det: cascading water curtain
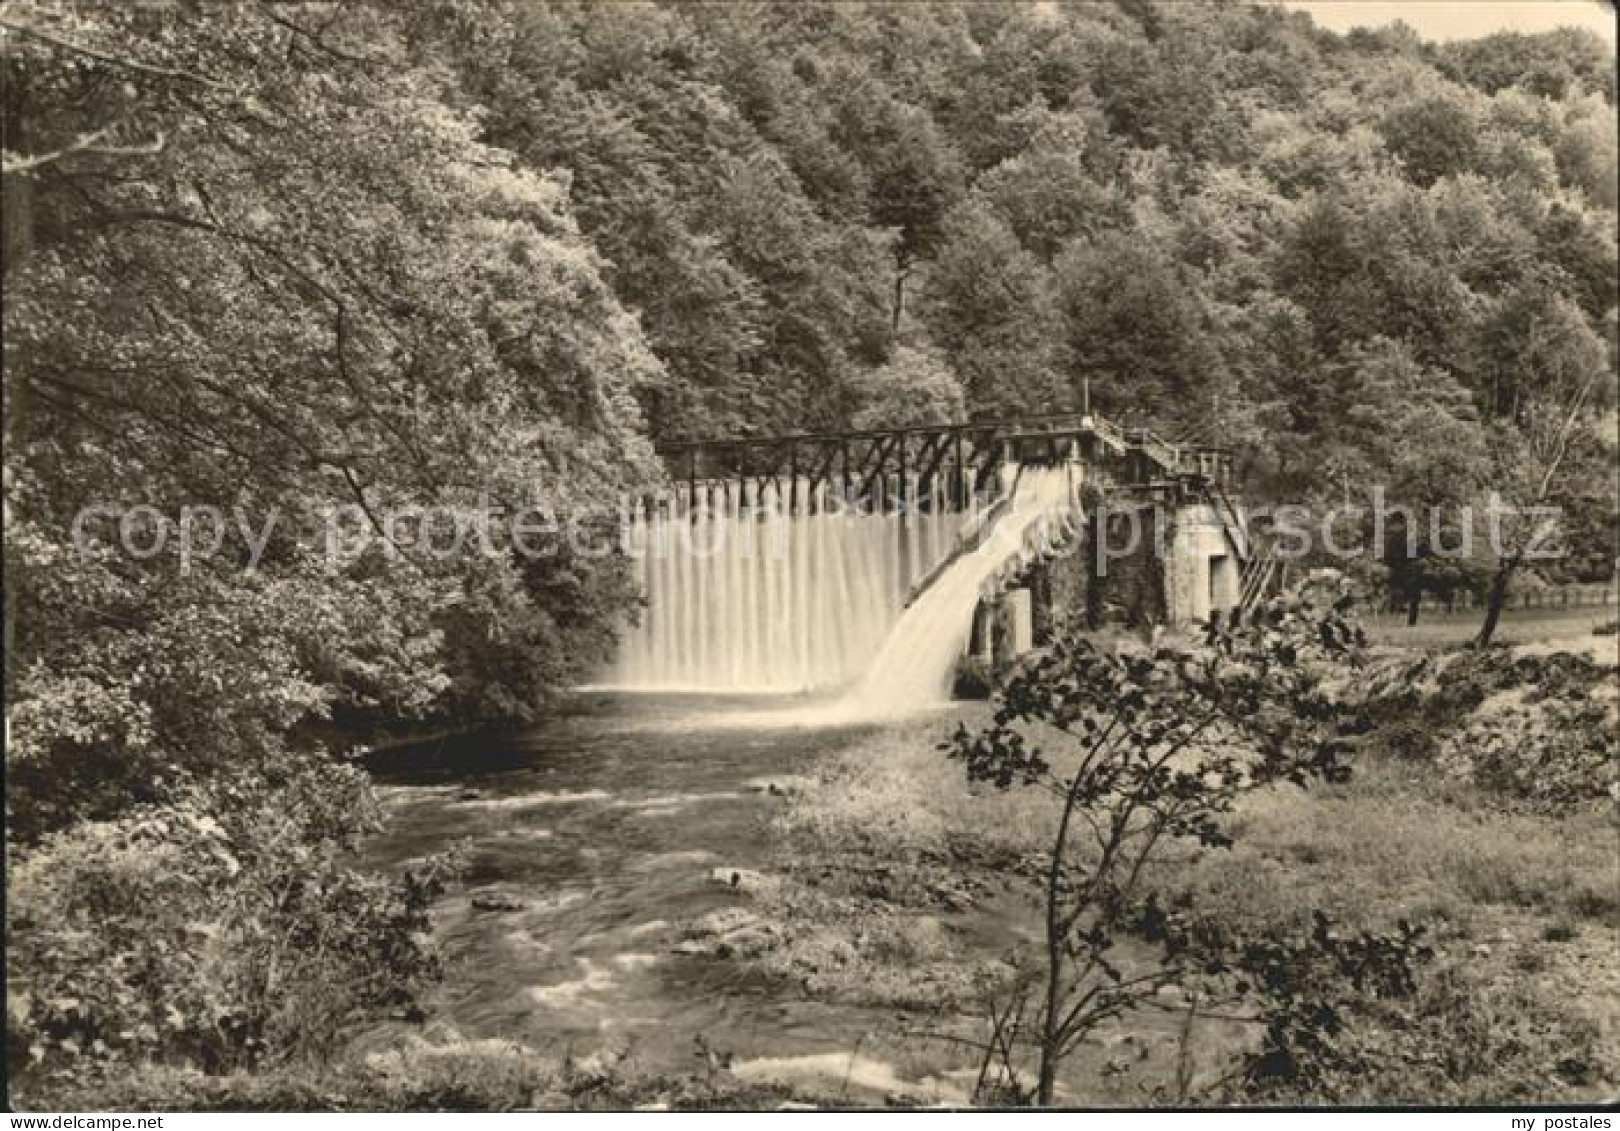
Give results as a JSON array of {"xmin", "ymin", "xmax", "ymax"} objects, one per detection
[{"xmin": 607, "ymin": 473, "xmax": 969, "ymax": 692}]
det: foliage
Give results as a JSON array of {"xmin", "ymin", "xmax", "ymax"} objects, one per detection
[
  {"xmin": 773, "ymin": 688, "xmax": 1617, "ymax": 1105},
  {"xmin": 849, "ymin": 346, "xmax": 966, "ymax": 430},
  {"xmin": 4, "ymin": 0, "xmax": 1618, "ymax": 1107},
  {"xmin": 1352, "ymin": 644, "xmax": 1619, "ymax": 809},
  {"xmin": 21, "ymin": 1036, "xmax": 818, "ymax": 1112},
  {"xmin": 1446, "ymin": 689, "xmax": 1618, "ymax": 809},
  {"xmin": 951, "ymin": 654, "xmax": 996, "ymax": 701},
  {"xmin": 1226, "ymin": 955, "xmax": 1607, "ymax": 1104},
  {"xmin": 10, "ymin": 3, "xmax": 1614, "ymax": 771},
  {"xmin": 3, "ymin": 12, "xmax": 651, "ymax": 1091},
  {"xmin": 4, "ymin": 0, "xmax": 665, "ymax": 843},
  {"xmin": 6, "ymin": 761, "xmax": 458, "ymax": 1084},
  {"xmin": 1218, "ymin": 912, "xmax": 1434, "ymax": 1095},
  {"xmin": 944, "ymin": 578, "xmax": 1366, "ymax": 1103}
]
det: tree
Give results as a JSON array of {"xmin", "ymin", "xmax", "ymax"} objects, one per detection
[
  {"xmin": 834, "ymin": 86, "xmax": 964, "ymax": 331},
  {"xmin": 946, "ymin": 581, "xmax": 1363, "ymax": 1105},
  {"xmin": 4, "ymin": 1, "xmax": 661, "ymax": 828},
  {"xmin": 1463, "ymin": 277, "xmax": 1615, "ymax": 643},
  {"xmin": 848, "ymin": 345, "xmax": 966, "ymax": 429},
  {"xmin": 1054, "ymin": 230, "xmax": 1224, "ymax": 429},
  {"xmin": 1333, "ymin": 339, "xmax": 1493, "ymax": 622},
  {"xmin": 1437, "ymin": 28, "xmax": 1617, "ymax": 102},
  {"xmin": 1554, "ymin": 96, "xmax": 1620, "ymax": 210},
  {"xmin": 971, "ymin": 109, "xmax": 1121, "ymax": 260},
  {"xmin": 5, "ymin": 3, "xmax": 649, "ymax": 1080},
  {"xmin": 1472, "ymin": 281, "xmax": 1610, "ymax": 422},
  {"xmin": 920, "ymin": 199, "xmax": 1069, "ymax": 416},
  {"xmin": 1476, "ymin": 388, "xmax": 1614, "ymax": 647},
  {"xmin": 1380, "ymin": 94, "xmax": 1482, "ymax": 187}
]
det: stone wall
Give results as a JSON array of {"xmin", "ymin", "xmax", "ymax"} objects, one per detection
[{"xmin": 992, "ymin": 493, "xmax": 1246, "ymax": 670}]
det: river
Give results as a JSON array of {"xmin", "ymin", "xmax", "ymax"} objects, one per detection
[{"xmin": 360, "ymin": 694, "xmax": 992, "ymax": 1102}]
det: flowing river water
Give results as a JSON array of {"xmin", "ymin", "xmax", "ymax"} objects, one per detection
[
  {"xmin": 360, "ymin": 696, "xmax": 1007, "ymax": 1103},
  {"xmin": 362, "ymin": 692, "xmax": 1256, "ymax": 1107}
]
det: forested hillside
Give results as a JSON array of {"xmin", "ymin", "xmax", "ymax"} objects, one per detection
[
  {"xmin": 418, "ymin": 0, "xmax": 1619, "ymax": 604},
  {"xmin": 415, "ymin": 3, "xmax": 1618, "ymax": 446},
  {"xmin": 7, "ymin": 0, "xmax": 1617, "ymax": 748},
  {"xmin": 3, "ymin": 0, "xmax": 1616, "ymax": 1103}
]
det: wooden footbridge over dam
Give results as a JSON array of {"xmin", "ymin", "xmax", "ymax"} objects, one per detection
[{"xmin": 652, "ymin": 411, "xmax": 1238, "ymax": 516}]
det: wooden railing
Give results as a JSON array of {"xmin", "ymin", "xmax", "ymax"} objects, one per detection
[
  {"xmin": 654, "ymin": 411, "xmax": 1234, "ymax": 512},
  {"xmin": 1207, "ymin": 481, "xmax": 1251, "ymax": 561},
  {"xmin": 1239, "ymin": 550, "xmax": 1280, "ymax": 612}
]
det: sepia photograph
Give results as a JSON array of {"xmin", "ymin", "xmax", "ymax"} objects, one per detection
[{"xmin": 2, "ymin": 0, "xmax": 1617, "ymax": 1119}]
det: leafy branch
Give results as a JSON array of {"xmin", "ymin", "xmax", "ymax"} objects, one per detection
[{"xmin": 944, "ymin": 576, "xmax": 1367, "ymax": 1104}]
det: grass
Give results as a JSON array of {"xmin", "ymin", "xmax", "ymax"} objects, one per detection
[
  {"xmin": 61, "ymin": 634, "xmax": 1609, "ymax": 1110},
  {"xmin": 782, "ymin": 710, "xmax": 1616, "ymax": 939},
  {"xmin": 1171, "ymin": 755, "xmax": 1618, "ymax": 935},
  {"xmin": 774, "ymin": 707, "xmax": 1045, "ymax": 863},
  {"xmin": 23, "ymin": 1035, "xmax": 824, "ymax": 1112},
  {"xmin": 1364, "ymin": 605, "xmax": 1615, "ymax": 648},
  {"xmin": 755, "ymin": 642, "xmax": 1620, "ymax": 1105}
]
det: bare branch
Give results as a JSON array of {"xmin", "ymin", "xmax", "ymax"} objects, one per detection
[
  {"xmin": 256, "ymin": 3, "xmax": 378, "ymax": 66},
  {"xmin": 2, "ymin": 127, "xmax": 164, "ymax": 176}
]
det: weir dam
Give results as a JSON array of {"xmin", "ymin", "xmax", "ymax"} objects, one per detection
[{"xmin": 603, "ymin": 413, "xmax": 1254, "ymax": 707}]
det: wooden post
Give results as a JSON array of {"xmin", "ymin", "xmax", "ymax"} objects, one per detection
[
  {"xmin": 898, "ymin": 433, "xmax": 909, "ymax": 514},
  {"xmin": 946, "ymin": 424, "xmax": 959, "ymax": 508},
  {"xmin": 688, "ymin": 449, "xmax": 697, "ymax": 519},
  {"xmin": 789, "ymin": 440, "xmax": 799, "ymax": 516}
]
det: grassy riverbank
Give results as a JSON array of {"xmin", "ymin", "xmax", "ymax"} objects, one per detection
[
  {"xmin": 714, "ymin": 631, "xmax": 1619, "ymax": 1105},
  {"xmin": 1364, "ymin": 606, "xmax": 1615, "ymax": 648}
]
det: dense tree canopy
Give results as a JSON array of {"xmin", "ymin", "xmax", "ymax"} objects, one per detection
[
  {"xmin": 4, "ymin": 3, "xmax": 669, "ymax": 841},
  {"xmin": 6, "ymin": 0, "xmax": 1616, "ymax": 810}
]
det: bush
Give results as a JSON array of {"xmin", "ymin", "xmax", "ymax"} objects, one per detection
[
  {"xmin": 951, "ymin": 655, "xmax": 996, "ymax": 700},
  {"xmin": 26, "ymin": 1037, "xmax": 820, "ymax": 1112},
  {"xmin": 6, "ymin": 759, "xmax": 458, "ymax": 1102},
  {"xmin": 20, "ymin": 1039, "xmax": 549, "ymax": 1111},
  {"xmin": 1219, "ymin": 912, "xmax": 1434, "ymax": 1099},
  {"xmin": 1356, "ymin": 647, "xmax": 1618, "ymax": 809},
  {"xmin": 850, "ymin": 347, "xmax": 967, "ymax": 430},
  {"xmin": 1375, "ymin": 717, "xmax": 1438, "ymax": 761},
  {"xmin": 1230, "ymin": 957, "xmax": 1606, "ymax": 1105},
  {"xmin": 944, "ymin": 578, "xmax": 1366, "ymax": 1104},
  {"xmin": 1444, "ymin": 691, "xmax": 1618, "ymax": 809}
]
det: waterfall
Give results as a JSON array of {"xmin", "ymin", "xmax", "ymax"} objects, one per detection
[
  {"xmin": 827, "ymin": 464, "xmax": 1081, "ymax": 720},
  {"xmin": 604, "ymin": 473, "xmax": 968, "ymax": 693},
  {"xmin": 600, "ymin": 463, "xmax": 1081, "ymax": 717}
]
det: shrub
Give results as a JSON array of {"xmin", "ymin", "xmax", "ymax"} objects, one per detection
[
  {"xmin": 1375, "ymin": 716, "xmax": 1438, "ymax": 761},
  {"xmin": 952, "ymin": 655, "xmax": 996, "ymax": 700},
  {"xmin": 944, "ymin": 577, "xmax": 1366, "ymax": 1104},
  {"xmin": 1220, "ymin": 912, "xmax": 1434, "ymax": 1098},
  {"xmin": 30, "ymin": 1032, "xmax": 840, "ymax": 1112},
  {"xmin": 6, "ymin": 759, "xmax": 458, "ymax": 1102},
  {"xmin": 1228, "ymin": 958, "xmax": 1606, "ymax": 1105},
  {"xmin": 1445, "ymin": 691, "xmax": 1618, "ymax": 808},
  {"xmin": 1357, "ymin": 647, "xmax": 1618, "ymax": 809}
]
